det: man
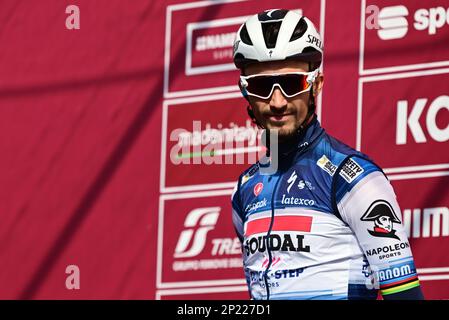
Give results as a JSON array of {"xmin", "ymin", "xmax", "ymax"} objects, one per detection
[{"xmin": 231, "ymin": 9, "xmax": 424, "ymax": 300}]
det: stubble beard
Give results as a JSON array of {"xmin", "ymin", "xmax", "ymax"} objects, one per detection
[{"xmin": 265, "ymin": 121, "xmax": 302, "ymax": 144}]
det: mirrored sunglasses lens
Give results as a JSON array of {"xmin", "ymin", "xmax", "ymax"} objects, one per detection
[
  {"xmin": 246, "ymin": 76, "xmax": 275, "ymax": 98},
  {"xmin": 278, "ymin": 74, "xmax": 309, "ymax": 96}
]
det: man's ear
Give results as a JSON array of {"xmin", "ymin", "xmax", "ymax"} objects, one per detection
[{"xmin": 313, "ymin": 72, "xmax": 324, "ymax": 97}]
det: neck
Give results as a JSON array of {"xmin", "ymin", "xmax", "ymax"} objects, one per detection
[{"xmin": 260, "ymin": 114, "xmax": 320, "ymax": 174}]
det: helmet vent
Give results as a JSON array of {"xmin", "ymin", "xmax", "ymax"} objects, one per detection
[
  {"xmin": 261, "ymin": 22, "xmax": 281, "ymax": 49},
  {"xmin": 239, "ymin": 24, "xmax": 253, "ymax": 45},
  {"xmin": 258, "ymin": 9, "xmax": 288, "ymax": 21},
  {"xmin": 290, "ymin": 17, "xmax": 308, "ymax": 42}
]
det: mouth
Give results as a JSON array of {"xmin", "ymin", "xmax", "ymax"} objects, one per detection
[{"xmin": 264, "ymin": 113, "xmax": 294, "ymax": 122}]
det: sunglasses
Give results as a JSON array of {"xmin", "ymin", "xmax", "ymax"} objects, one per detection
[{"xmin": 239, "ymin": 71, "xmax": 318, "ymax": 100}]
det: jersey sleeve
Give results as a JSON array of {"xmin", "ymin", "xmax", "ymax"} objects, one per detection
[
  {"xmin": 336, "ymin": 164, "xmax": 424, "ymax": 300},
  {"xmin": 231, "ymin": 177, "xmax": 255, "ymax": 299},
  {"xmin": 231, "ymin": 179, "xmax": 244, "ymax": 243}
]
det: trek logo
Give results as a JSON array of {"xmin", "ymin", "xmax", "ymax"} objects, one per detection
[
  {"xmin": 361, "ymin": 200, "xmax": 401, "ymax": 241},
  {"xmin": 396, "ymin": 95, "xmax": 449, "ymax": 145},
  {"xmin": 373, "ymin": 5, "xmax": 449, "ymax": 40},
  {"xmin": 174, "ymin": 207, "xmax": 220, "ymax": 258}
]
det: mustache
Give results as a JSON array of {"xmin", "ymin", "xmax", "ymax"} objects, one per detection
[{"xmin": 263, "ymin": 110, "xmax": 295, "ymax": 117}]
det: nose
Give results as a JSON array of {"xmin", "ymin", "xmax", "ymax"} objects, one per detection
[{"xmin": 270, "ymin": 87, "xmax": 288, "ymax": 110}]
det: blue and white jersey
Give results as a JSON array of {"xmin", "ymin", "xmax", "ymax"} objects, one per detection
[{"xmin": 231, "ymin": 118, "xmax": 421, "ymax": 300}]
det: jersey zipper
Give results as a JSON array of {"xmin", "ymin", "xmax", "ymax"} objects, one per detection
[{"xmin": 263, "ymin": 172, "xmax": 282, "ymax": 300}]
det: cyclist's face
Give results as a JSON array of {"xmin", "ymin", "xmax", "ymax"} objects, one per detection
[{"xmin": 245, "ymin": 60, "xmax": 323, "ymax": 140}]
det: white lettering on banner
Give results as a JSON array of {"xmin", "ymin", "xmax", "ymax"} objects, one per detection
[
  {"xmin": 65, "ymin": 265, "xmax": 80, "ymax": 290},
  {"xmin": 403, "ymin": 207, "xmax": 449, "ymax": 238},
  {"xmin": 365, "ymin": 5, "xmax": 380, "ymax": 30},
  {"xmin": 176, "ymin": 120, "xmax": 258, "ymax": 148},
  {"xmin": 377, "ymin": 5, "xmax": 409, "ymax": 40},
  {"xmin": 172, "ymin": 258, "xmax": 243, "ymax": 271},
  {"xmin": 174, "ymin": 207, "xmax": 220, "ymax": 258},
  {"xmin": 375, "ymin": 5, "xmax": 449, "ymax": 39},
  {"xmin": 170, "ymin": 120, "xmax": 262, "ymax": 165},
  {"xmin": 414, "ymin": 6, "xmax": 449, "ymax": 35},
  {"xmin": 65, "ymin": 5, "xmax": 80, "ymax": 30},
  {"xmin": 195, "ymin": 32, "xmax": 236, "ymax": 51},
  {"xmin": 210, "ymin": 238, "xmax": 241, "ymax": 256},
  {"xmin": 396, "ymin": 95, "xmax": 449, "ymax": 144}
]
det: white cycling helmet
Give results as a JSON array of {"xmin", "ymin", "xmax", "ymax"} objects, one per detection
[{"xmin": 233, "ymin": 9, "xmax": 323, "ymax": 71}]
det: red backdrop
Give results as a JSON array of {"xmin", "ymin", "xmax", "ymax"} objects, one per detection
[{"xmin": 0, "ymin": 0, "xmax": 448, "ymax": 299}]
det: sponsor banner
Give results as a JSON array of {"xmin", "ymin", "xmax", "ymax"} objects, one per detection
[
  {"xmin": 157, "ymin": 287, "xmax": 249, "ymax": 300},
  {"xmin": 358, "ymin": 69, "xmax": 449, "ymax": 171},
  {"xmin": 165, "ymin": 0, "xmax": 323, "ymax": 97},
  {"xmin": 362, "ymin": 0, "xmax": 449, "ymax": 74},
  {"xmin": 161, "ymin": 93, "xmax": 265, "ymax": 192},
  {"xmin": 420, "ymin": 280, "xmax": 449, "ymax": 300},
  {"xmin": 391, "ymin": 175, "xmax": 449, "ymax": 271},
  {"xmin": 157, "ymin": 190, "xmax": 246, "ymax": 288}
]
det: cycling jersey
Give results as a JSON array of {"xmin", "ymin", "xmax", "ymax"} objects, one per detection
[{"xmin": 231, "ymin": 116, "xmax": 423, "ymax": 300}]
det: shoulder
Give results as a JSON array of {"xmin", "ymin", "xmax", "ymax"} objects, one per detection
[
  {"xmin": 239, "ymin": 162, "xmax": 260, "ymax": 187},
  {"xmin": 231, "ymin": 162, "xmax": 260, "ymax": 209},
  {"xmin": 319, "ymin": 133, "xmax": 381, "ymax": 173},
  {"xmin": 326, "ymin": 136, "xmax": 387, "ymax": 203},
  {"xmin": 314, "ymin": 133, "xmax": 385, "ymax": 198}
]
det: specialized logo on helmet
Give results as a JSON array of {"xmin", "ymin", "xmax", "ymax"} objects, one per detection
[
  {"xmin": 174, "ymin": 207, "xmax": 220, "ymax": 258},
  {"xmin": 361, "ymin": 200, "xmax": 401, "ymax": 241}
]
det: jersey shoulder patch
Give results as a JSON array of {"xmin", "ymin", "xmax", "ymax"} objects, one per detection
[{"xmin": 240, "ymin": 163, "xmax": 260, "ymax": 186}]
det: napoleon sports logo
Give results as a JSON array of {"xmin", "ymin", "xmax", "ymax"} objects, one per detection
[
  {"xmin": 361, "ymin": 200, "xmax": 401, "ymax": 241},
  {"xmin": 366, "ymin": 4, "xmax": 449, "ymax": 40},
  {"xmin": 174, "ymin": 207, "xmax": 220, "ymax": 258}
]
